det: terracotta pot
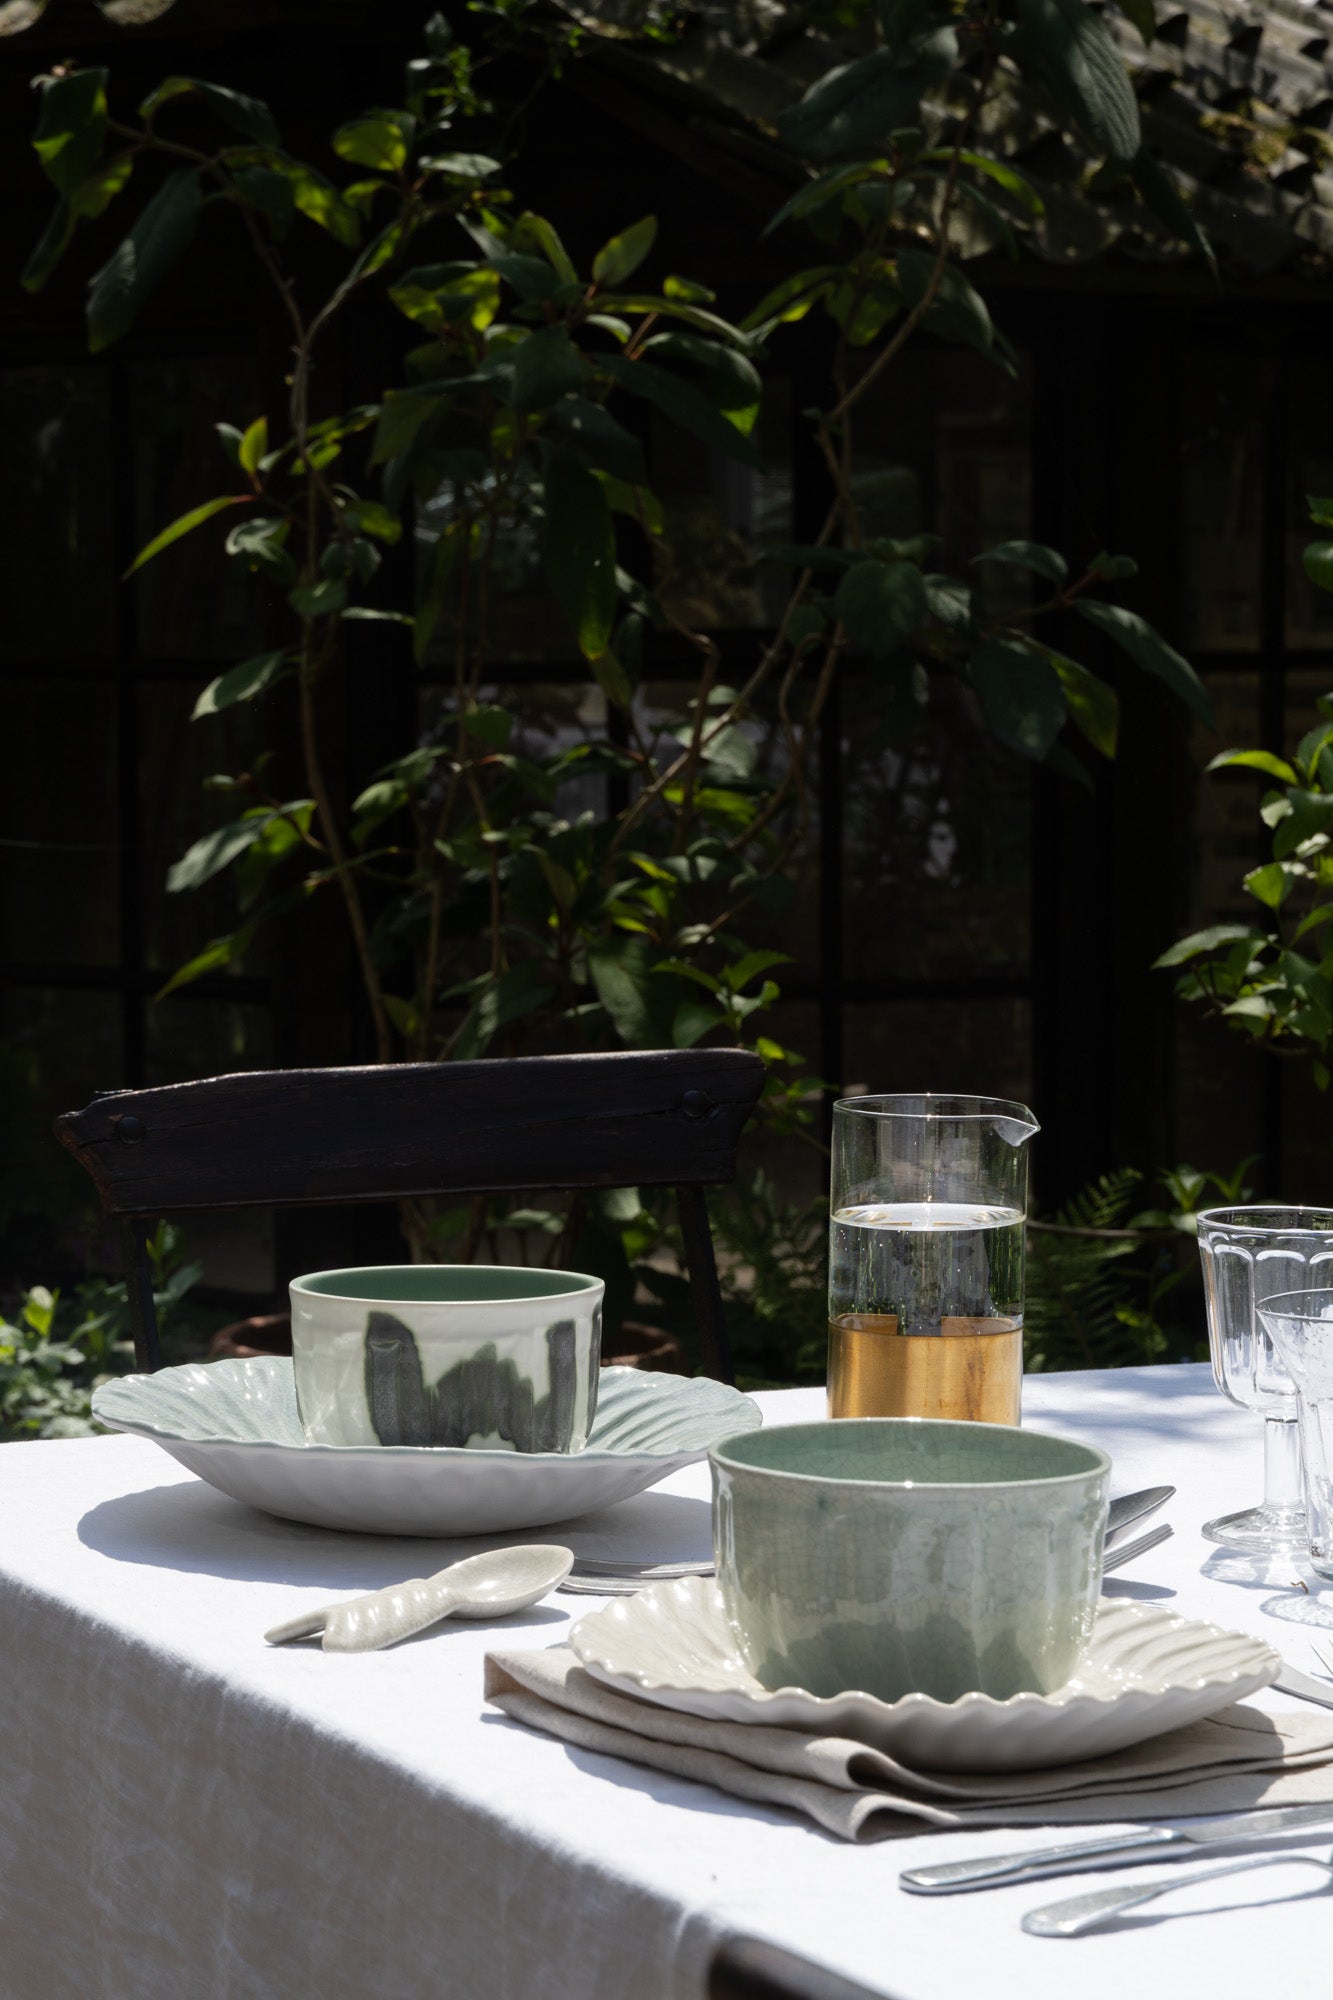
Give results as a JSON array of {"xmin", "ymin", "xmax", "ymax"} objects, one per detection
[
  {"xmin": 208, "ymin": 1312, "xmax": 293, "ymax": 1362},
  {"xmin": 601, "ymin": 1320, "xmax": 685, "ymax": 1374}
]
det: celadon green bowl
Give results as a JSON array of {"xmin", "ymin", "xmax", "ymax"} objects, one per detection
[{"xmin": 710, "ymin": 1419, "xmax": 1110, "ymax": 1704}]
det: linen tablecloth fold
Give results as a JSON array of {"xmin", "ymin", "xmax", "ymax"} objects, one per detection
[{"xmin": 484, "ymin": 1647, "xmax": 1333, "ymax": 1842}]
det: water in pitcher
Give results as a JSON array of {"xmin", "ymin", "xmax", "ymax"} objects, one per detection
[{"xmin": 827, "ymin": 1201, "xmax": 1024, "ymax": 1425}]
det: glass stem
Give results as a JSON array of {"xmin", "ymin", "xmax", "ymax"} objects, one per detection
[{"xmin": 1263, "ymin": 1413, "xmax": 1303, "ymax": 1516}]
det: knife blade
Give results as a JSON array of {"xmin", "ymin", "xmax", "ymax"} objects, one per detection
[
  {"xmin": 1104, "ymin": 1485, "xmax": 1175, "ymax": 1547},
  {"xmin": 898, "ymin": 1802, "xmax": 1333, "ymax": 1894},
  {"xmin": 1272, "ymin": 1661, "xmax": 1333, "ymax": 1709}
]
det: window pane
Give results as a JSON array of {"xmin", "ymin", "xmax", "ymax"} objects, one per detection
[
  {"xmin": 130, "ymin": 358, "xmax": 267, "ymax": 660},
  {"xmin": 1181, "ymin": 352, "xmax": 1265, "ymax": 653},
  {"xmin": 0, "ymin": 366, "xmax": 114, "ymax": 662},
  {"xmin": 842, "ymin": 674, "xmax": 1030, "ymax": 982},
  {"xmin": 139, "ymin": 681, "xmax": 275, "ymax": 980},
  {"xmin": 842, "ymin": 998, "xmax": 1033, "ymax": 1109},
  {"xmin": 0, "ymin": 681, "xmax": 119, "ymax": 967}
]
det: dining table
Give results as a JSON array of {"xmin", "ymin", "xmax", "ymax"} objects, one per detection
[{"xmin": 4, "ymin": 1359, "xmax": 1333, "ymax": 2000}]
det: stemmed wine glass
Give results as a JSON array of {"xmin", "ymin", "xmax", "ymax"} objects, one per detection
[{"xmin": 1196, "ymin": 1206, "xmax": 1333, "ymax": 1551}]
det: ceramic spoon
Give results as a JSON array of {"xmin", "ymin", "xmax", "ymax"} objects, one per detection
[{"xmin": 264, "ymin": 1544, "xmax": 574, "ymax": 1653}]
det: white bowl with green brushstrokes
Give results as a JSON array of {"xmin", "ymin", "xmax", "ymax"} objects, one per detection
[{"xmin": 290, "ymin": 1265, "xmax": 605, "ymax": 1451}]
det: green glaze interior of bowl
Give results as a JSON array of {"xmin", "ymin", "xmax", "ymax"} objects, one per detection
[
  {"xmin": 291, "ymin": 1265, "xmax": 600, "ymax": 1304},
  {"xmin": 712, "ymin": 1418, "xmax": 1106, "ymax": 1487}
]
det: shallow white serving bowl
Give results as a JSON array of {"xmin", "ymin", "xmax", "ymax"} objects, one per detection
[
  {"xmin": 290, "ymin": 1264, "xmax": 604, "ymax": 1451},
  {"xmin": 569, "ymin": 1579, "xmax": 1280, "ymax": 1772},
  {"xmin": 92, "ymin": 1358, "xmax": 762, "ymax": 1537}
]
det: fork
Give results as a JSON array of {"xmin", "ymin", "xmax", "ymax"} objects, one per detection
[{"xmin": 1310, "ymin": 1637, "xmax": 1333, "ymax": 1679}]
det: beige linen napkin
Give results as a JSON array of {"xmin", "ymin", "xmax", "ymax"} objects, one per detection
[{"xmin": 484, "ymin": 1646, "xmax": 1333, "ymax": 1842}]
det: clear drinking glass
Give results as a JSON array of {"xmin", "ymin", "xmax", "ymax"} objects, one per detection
[
  {"xmin": 827, "ymin": 1093, "xmax": 1039, "ymax": 1426},
  {"xmin": 1196, "ymin": 1206, "xmax": 1333, "ymax": 1551},
  {"xmin": 1255, "ymin": 1287, "xmax": 1333, "ymax": 1580}
]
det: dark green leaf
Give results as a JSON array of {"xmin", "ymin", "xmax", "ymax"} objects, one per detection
[
  {"xmin": 1010, "ymin": 0, "xmax": 1141, "ymax": 163},
  {"xmin": 589, "ymin": 935, "xmax": 680, "ymax": 1049},
  {"xmin": 421, "ymin": 151, "xmax": 501, "ymax": 180},
  {"xmin": 835, "ymin": 559, "xmax": 927, "ymax": 658},
  {"xmin": 372, "ymin": 389, "xmax": 441, "ymax": 465},
  {"xmin": 923, "ymin": 574, "xmax": 973, "ymax": 631},
  {"xmin": 510, "ymin": 210, "xmax": 578, "ymax": 284},
  {"xmin": 968, "ymin": 639, "xmax": 1067, "ymax": 758},
  {"xmin": 167, "ymin": 807, "xmax": 300, "ymax": 894},
  {"xmin": 764, "ymin": 162, "xmax": 887, "ymax": 237},
  {"xmin": 231, "ymin": 166, "xmax": 296, "ymax": 238},
  {"xmin": 1088, "ymin": 550, "xmax": 1138, "ymax": 580},
  {"xmin": 592, "ymin": 215, "xmax": 657, "ymax": 288},
  {"xmin": 1153, "ymin": 924, "xmax": 1267, "ymax": 969},
  {"xmin": 1048, "ymin": 652, "xmax": 1118, "ymax": 756},
  {"xmin": 640, "ymin": 334, "xmax": 762, "ymax": 428},
  {"xmin": 21, "ymin": 199, "xmax": 74, "ymax": 294},
  {"xmin": 33, "ymin": 69, "xmax": 107, "ymax": 193},
  {"xmin": 192, "ymin": 651, "xmax": 292, "ymax": 719},
  {"xmin": 740, "ymin": 265, "xmax": 840, "ymax": 336},
  {"xmin": 226, "ymin": 515, "xmax": 296, "ymax": 582},
  {"xmin": 453, "ymin": 962, "xmax": 550, "ymax": 1062},
  {"xmin": 942, "ymin": 150, "xmax": 1045, "ymax": 216},
  {"xmin": 542, "ymin": 447, "xmax": 616, "ymax": 660},
  {"xmin": 973, "ymin": 540, "xmax": 1067, "ymax": 583},
  {"xmin": 777, "ymin": 38, "xmax": 956, "ymax": 161},
  {"xmin": 510, "ymin": 326, "xmax": 585, "ymax": 414},
  {"xmin": 157, "ymin": 925, "xmax": 256, "ymax": 999},
  {"xmin": 599, "ymin": 355, "xmax": 761, "ymax": 467},
  {"xmin": 1245, "ymin": 861, "xmax": 1293, "ymax": 910},
  {"xmin": 545, "ymin": 397, "xmax": 647, "ymax": 485},
  {"xmin": 1206, "ymin": 748, "xmax": 1298, "ymax": 783},
  {"xmin": 288, "ymin": 578, "xmax": 348, "ymax": 619},
  {"xmin": 126, "ymin": 493, "xmax": 245, "ymax": 575},
  {"xmin": 333, "ymin": 110, "xmax": 414, "ymax": 173},
  {"xmin": 140, "ymin": 77, "xmax": 278, "ymax": 146},
  {"xmin": 1132, "ymin": 154, "xmax": 1214, "ymax": 277},
  {"xmin": 87, "ymin": 168, "xmax": 201, "ymax": 353},
  {"xmin": 896, "ymin": 248, "xmax": 995, "ymax": 357},
  {"xmin": 487, "ymin": 251, "xmax": 560, "ymax": 302},
  {"xmin": 1305, "ymin": 543, "xmax": 1333, "ymax": 595},
  {"xmin": 589, "ymin": 649, "xmax": 634, "ymax": 709},
  {"xmin": 1075, "ymin": 600, "xmax": 1212, "ymax": 722}
]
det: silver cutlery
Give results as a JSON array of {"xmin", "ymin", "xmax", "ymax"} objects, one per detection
[
  {"xmin": 899, "ymin": 1802, "xmax": 1333, "ymax": 1895},
  {"xmin": 1100, "ymin": 1521, "xmax": 1173, "ymax": 1573},
  {"xmin": 1021, "ymin": 1847, "xmax": 1333, "ymax": 1936},
  {"xmin": 1311, "ymin": 1637, "xmax": 1333, "ymax": 1678},
  {"xmin": 1273, "ymin": 1660, "xmax": 1333, "ymax": 1709},
  {"xmin": 1105, "ymin": 1485, "xmax": 1175, "ymax": 1545}
]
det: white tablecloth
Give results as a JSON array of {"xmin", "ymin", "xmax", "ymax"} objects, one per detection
[{"xmin": 4, "ymin": 1364, "xmax": 1333, "ymax": 2000}]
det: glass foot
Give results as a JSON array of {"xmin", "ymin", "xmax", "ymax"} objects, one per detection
[{"xmin": 1203, "ymin": 1503, "xmax": 1307, "ymax": 1552}]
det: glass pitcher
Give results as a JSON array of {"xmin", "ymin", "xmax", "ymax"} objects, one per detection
[{"xmin": 827, "ymin": 1093, "xmax": 1040, "ymax": 1426}]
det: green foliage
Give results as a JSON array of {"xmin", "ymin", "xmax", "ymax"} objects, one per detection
[
  {"xmin": 1023, "ymin": 1162, "xmax": 1246, "ymax": 1374},
  {"xmin": 1159, "ymin": 670, "xmax": 1333, "ymax": 1078},
  {"xmin": 25, "ymin": 3, "xmax": 1215, "ymax": 1308},
  {"xmin": 0, "ymin": 1225, "xmax": 202, "ymax": 1441}
]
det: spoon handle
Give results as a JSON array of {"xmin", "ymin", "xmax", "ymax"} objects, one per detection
[{"xmin": 1022, "ymin": 1853, "xmax": 1333, "ymax": 1937}]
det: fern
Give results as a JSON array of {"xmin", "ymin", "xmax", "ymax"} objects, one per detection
[{"xmin": 1024, "ymin": 1169, "xmax": 1183, "ymax": 1373}]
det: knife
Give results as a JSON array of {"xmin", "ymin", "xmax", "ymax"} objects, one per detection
[
  {"xmin": 898, "ymin": 1802, "xmax": 1333, "ymax": 1894},
  {"xmin": 1272, "ymin": 1661, "xmax": 1333, "ymax": 1710}
]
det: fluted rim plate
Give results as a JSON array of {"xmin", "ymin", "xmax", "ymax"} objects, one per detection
[
  {"xmin": 570, "ymin": 1581, "xmax": 1280, "ymax": 1772},
  {"xmin": 92, "ymin": 1357, "xmax": 760, "ymax": 1537}
]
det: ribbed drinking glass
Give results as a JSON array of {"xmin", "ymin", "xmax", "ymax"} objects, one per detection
[
  {"xmin": 1255, "ymin": 1287, "xmax": 1333, "ymax": 1580},
  {"xmin": 1196, "ymin": 1205, "xmax": 1333, "ymax": 1551}
]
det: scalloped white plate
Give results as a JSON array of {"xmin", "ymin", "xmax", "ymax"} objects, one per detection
[
  {"xmin": 569, "ymin": 1581, "xmax": 1280, "ymax": 1772},
  {"xmin": 92, "ymin": 1358, "xmax": 761, "ymax": 1537}
]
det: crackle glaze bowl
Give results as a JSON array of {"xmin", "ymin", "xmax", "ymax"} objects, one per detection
[
  {"xmin": 290, "ymin": 1265, "xmax": 604, "ymax": 1452},
  {"xmin": 709, "ymin": 1418, "xmax": 1110, "ymax": 1704}
]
